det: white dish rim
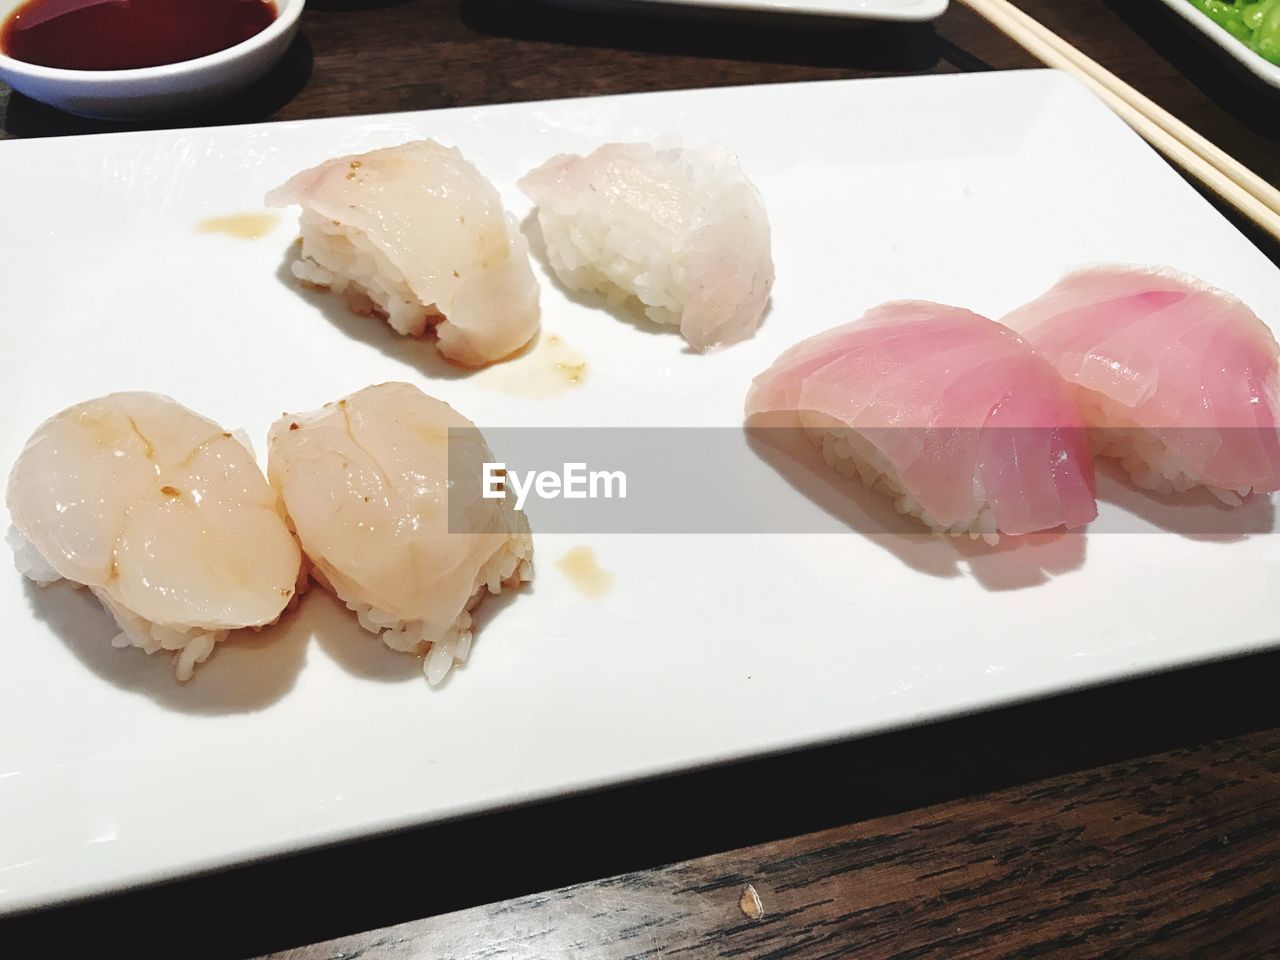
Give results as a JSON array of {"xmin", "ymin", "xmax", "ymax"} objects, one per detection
[
  {"xmin": 543, "ymin": 0, "xmax": 950, "ymax": 24},
  {"xmin": 1154, "ymin": 0, "xmax": 1280, "ymax": 88}
]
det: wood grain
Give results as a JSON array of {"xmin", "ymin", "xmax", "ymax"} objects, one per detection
[
  {"xmin": 4, "ymin": 649, "xmax": 1280, "ymax": 958},
  {"xmin": 264, "ymin": 726, "xmax": 1280, "ymax": 960}
]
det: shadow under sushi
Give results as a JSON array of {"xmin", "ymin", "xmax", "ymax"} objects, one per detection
[
  {"xmin": 272, "ymin": 252, "xmax": 474, "ymax": 383},
  {"xmin": 1093, "ymin": 459, "xmax": 1276, "ymax": 540},
  {"xmin": 27, "ymin": 566, "xmax": 531, "ymax": 705},
  {"xmin": 306, "ymin": 590, "xmax": 421, "ymax": 684},
  {"xmin": 952, "ymin": 532, "xmax": 1087, "ymax": 592},
  {"xmin": 745, "ymin": 423, "xmax": 1088, "ymax": 590},
  {"xmin": 445, "ymin": 578, "xmax": 533, "ymax": 688},
  {"xmin": 306, "ymin": 575, "xmax": 532, "ymax": 686},
  {"xmin": 24, "ymin": 580, "xmax": 310, "ymax": 715}
]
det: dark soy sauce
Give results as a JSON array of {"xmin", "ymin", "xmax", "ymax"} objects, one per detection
[{"xmin": 1, "ymin": 0, "xmax": 277, "ymax": 71}]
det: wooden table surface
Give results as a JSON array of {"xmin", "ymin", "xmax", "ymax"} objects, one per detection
[{"xmin": 3, "ymin": 1, "xmax": 1280, "ymax": 957}]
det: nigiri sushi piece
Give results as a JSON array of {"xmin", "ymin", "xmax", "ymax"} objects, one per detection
[
  {"xmin": 267, "ymin": 382, "xmax": 532, "ymax": 685},
  {"xmin": 746, "ymin": 302, "xmax": 1097, "ymax": 541},
  {"xmin": 519, "ymin": 140, "xmax": 774, "ymax": 350},
  {"xmin": 268, "ymin": 139, "xmax": 541, "ymax": 368},
  {"xmin": 1002, "ymin": 265, "xmax": 1280, "ymax": 504},
  {"xmin": 6, "ymin": 393, "xmax": 303, "ymax": 680}
]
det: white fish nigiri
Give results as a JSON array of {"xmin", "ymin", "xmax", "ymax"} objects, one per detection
[
  {"xmin": 746, "ymin": 302, "xmax": 1097, "ymax": 540},
  {"xmin": 6, "ymin": 393, "xmax": 302, "ymax": 680},
  {"xmin": 267, "ymin": 382, "xmax": 532, "ymax": 685},
  {"xmin": 520, "ymin": 140, "xmax": 774, "ymax": 350},
  {"xmin": 268, "ymin": 139, "xmax": 541, "ymax": 368},
  {"xmin": 1002, "ymin": 265, "xmax": 1280, "ymax": 503}
]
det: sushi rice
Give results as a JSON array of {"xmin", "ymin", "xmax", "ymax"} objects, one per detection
[
  {"xmin": 1001, "ymin": 265, "xmax": 1280, "ymax": 504},
  {"xmin": 6, "ymin": 422, "xmax": 289, "ymax": 682},
  {"xmin": 319, "ymin": 535, "xmax": 533, "ymax": 685},
  {"xmin": 521, "ymin": 140, "xmax": 774, "ymax": 350},
  {"xmin": 269, "ymin": 140, "xmax": 541, "ymax": 368},
  {"xmin": 800, "ymin": 413, "xmax": 1001, "ymax": 544},
  {"xmin": 290, "ymin": 212, "xmax": 438, "ymax": 339},
  {"xmin": 8, "ymin": 525, "xmax": 225, "ymax": 681},
  {"xmin": 1076, "ymin": 388, "xmax": 1258, "ymax": 506}
]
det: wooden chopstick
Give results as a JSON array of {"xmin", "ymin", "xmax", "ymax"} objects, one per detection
[{"xmin": 958, "ymin": 0, "xmax": 1280, "ymax": 242}]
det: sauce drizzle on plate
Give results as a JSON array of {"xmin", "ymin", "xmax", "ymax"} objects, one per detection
[
  {"xmin": 196, "ymin": 212, "xmax": 279, "ymax": 240},
  {"xmin": 475, "ymin": 333, "xmax": 588, "ymax": 398},
  {"xmin": 556, "ymin": 546, "xmax": 614, "ymax": 599}
]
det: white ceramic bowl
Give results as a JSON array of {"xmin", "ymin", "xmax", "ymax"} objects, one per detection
[
  {"xmin": 0, "ymin": 0, "xmax": 304, "ymax": 119},
  {"xmin": 1155, "ymin": 0, "xmax": 1280, "ymax": 90}
]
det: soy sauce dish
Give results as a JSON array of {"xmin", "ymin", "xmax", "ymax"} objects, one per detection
[{"xmin": 0, "ymin": 0, "xmax": 304, "ymax": 119}]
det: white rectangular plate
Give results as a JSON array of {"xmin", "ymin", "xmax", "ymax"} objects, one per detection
[
  {"xmin": 1155, "ymin": 0, "xmax": 1280, "ymax": 88},
  {"xmin": 2, "ymin": 70, "xmax": 1279, "ymax": 914},
  {"xmin": 545, "ymin": 0, "xmax": 948, "ymax": 22}
]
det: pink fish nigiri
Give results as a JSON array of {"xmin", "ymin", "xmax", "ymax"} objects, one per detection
[
  {"xmin": 1002, "ymin": 265, "xmax": 1280, "ymax": 504},
  {"xmin": 746, "ymin": 302, "xmax": 1097, "ymax": 540}
]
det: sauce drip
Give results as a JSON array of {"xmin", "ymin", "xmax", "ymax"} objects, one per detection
[
  {"xmin": 196, "ymin": 212, "xmax": 279, "ymax": 240},
  {"xmin": 475, "ymin": 333, "xmax": 588, "ymax": 398},
  {"xmin": 1, "ymin": 0, "xmax": 277, "ymax": 71},
  {"xmin": 556, "ymin": 546, "xmax": 613, "ymax": 599}
]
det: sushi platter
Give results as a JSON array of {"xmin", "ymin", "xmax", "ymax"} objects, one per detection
[{"xmin": 2, "ymin": 68, "xmax": 1280, "ymax": 913}]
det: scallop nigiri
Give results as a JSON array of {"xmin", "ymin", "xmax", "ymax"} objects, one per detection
[
  {"xmin": 6, "ymin": 393, "xmax": 302, "ymax": 680},
  {"xmin": 519, "ymin": 140, "xmax": 774, "ymax": 350},
  {"xmin": 268, "ymin": 139, "xmax": 541, "ymax": 368},
  {"xmin": 267, "ymin": 382, "xmax": 532, "ymax": 685},
  {"xmin": 1002, "ymin": 265, "xmax": 1280, "ymax": 504},
  {"xmin": 746, "ymin": 302, "xmax": 1097, "ymax": 541}
]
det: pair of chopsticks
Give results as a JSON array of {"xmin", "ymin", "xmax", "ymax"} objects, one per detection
[{"xmin": 958, "ymin": 0, "xmax": 1280, "ymax": 243}]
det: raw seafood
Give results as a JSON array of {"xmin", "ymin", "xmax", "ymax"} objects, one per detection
[
  {"xmin": 268, "ymin": 139, "xmax": 541, "ymax": 367},
  {"xmin": 267, "ymin": 382, "xmax": 532, "ymax": 684},
  {"xmin": 6, "ymin": 393, "xmax": 302, "ymax": 680},
  {"xmin": 746, "ymin": 302, "xmax": 1097, "ymax": 540},
  {"xmin": 520, "ymin": 140, "xmax": 774, "ymax": 350},
  {"xmin": 1002, "ymin": 265, "xmax": 1280, "ymax": 503}
]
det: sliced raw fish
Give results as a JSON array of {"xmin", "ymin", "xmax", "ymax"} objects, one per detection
[
  {"xmin": 746, "ymin": 302, "xmax": 1097, "ymax": 539},
  {"xmin": 269, "ymin": 139, "xmax": 540, "ymax": 367},
  {"xmin": 520, "ymin": 141, "xmax": 773, "ymax": 350},
  {"xmin": 1002, "ymin": 265, "xmax": 1280, "ymax": 502}
]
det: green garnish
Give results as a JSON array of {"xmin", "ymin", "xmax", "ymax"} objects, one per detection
[{"xmin": 1186, "ymin": 0, "xmax": 1280, "ymax": 64}]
